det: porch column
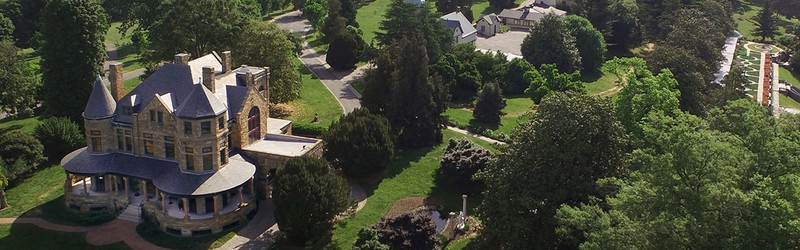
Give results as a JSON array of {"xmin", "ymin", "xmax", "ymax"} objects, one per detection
[
  {"xmin": 111, "ymin": 176, "xmax": 117, "ymax": 194},
  {"xmin": 82, "ymin": 176, "xmax": 89, "ymax": 195},
  {"xmin": 213, "ymin": 195, "xmax": 220, "ymax": 217},
  {"xmin": 248, "ymin": 177, "xmax": 255, "ymax": 197},
  {"xmin": 123, "ymin": 177, "xmax": 129, "ymax": 196},
  {"xmin": 161, "ymin": 192, "xmax": 167, "ymax": 212},
  {"xmin": 141, "ymin": 180, "xmax": 148, "ymax": 198},
  {"xmin": 182, "ymin": 197, "xmax": 189, "ymax": 219},
  {"xmin": 238, "ymin": 186, "xmax": 244, "ymax": 205},
  {"xmin": 104, "ymin": 175, "xmax": 112, "ymax": 192}
]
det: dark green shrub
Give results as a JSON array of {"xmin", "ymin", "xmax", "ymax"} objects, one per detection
[
  {"xmin": 292, "ymin": 122, "xmax": 327, "ymax": 137},
  {"xmin": 353, "ymin": 228, "xmax": 390, "ymax": 250},
  {"xmin": 34, "ymin": 116, "xmax": 84, "ymax": 160},
  {"xmin": 323, "ymin": 108, "xmax": 394, "ymax": 177},
  {"xmin": 438, "ymin": 138, "xmax": 493, "ymax": 190},
  {"xmin": 0, "ymin": 130, "xmax": 46, "ymax": 181},
  {"xmin": 373, "ymin": 211, "xmax": 439, "ymax": 249},
  {"xmin": 326, "ymin": 29, "xmax": 364, "ymax": 70},
  {"xmin": 473, "ymin": 81, "xmax": 506, "ymax": 124}
]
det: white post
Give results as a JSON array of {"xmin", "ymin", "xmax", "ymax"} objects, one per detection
[{"xmin": 462, "ymin": 194, "xmax": 467, "ymax": 218}]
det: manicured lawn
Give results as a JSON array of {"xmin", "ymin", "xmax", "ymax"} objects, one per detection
[
  {"xmin": 780, "ymin": 67, "xmax": 800, "ymax": 86},
  {"xmin": 124, "ymin": 77, "xmax": 142, "ymax": 92},
  {"xmin": 285, "ymin": 58, "xmax": 345, "ymax": 127},
  {"xmin": 445, "ymin": 235, "xmax": 477, "ymax": 249},
  {"xmin": 734, "ymin": 1, "xmax": 799, "ymax": 41},
  {"xmin": 307, "ymin": 31, "xmax": 329, "ymax": 54},
  {"xmin": 0, "ymin": 115, "xmax": 42, "ymax": 133},
  {"xmin": 351, "ymin": 80, "xmax": 365, "ymax": 94},
  {"xmin": 445, "ymin": 97, "xmax": 533, "ymax": 138},
  {"xmin": 355, "ymin": 0, "xmax": 393, "ymax": 44},
  {"xmin": 328, "ymin": 129, "xmax": 499, "ymax": 248},
  {"xmin": 582, "ymin": 72, "xmax": 618, "ymax": 95},
  {"xmin": 0, "ymin": 224, "xmax": 130, "ymax": 250},
  {"xmin": 137, "ymin": 221, "xmax": 237, "ymax": 250},
  {"xmin": 106, "ymin": 22, "xmax": 144, "ymax": 72},
  {"xmin": 0, "ymin": 165, "xmax": 66, "ymax": 218},
  {"xmin": 780, "ymin": 94, "xmax": 800, "ymax": 110}
]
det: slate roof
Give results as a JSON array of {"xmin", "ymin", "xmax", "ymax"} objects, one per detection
[
  {"xmin": 498, "ymin": 9, "xmax": 546, "ymax": 22},
  {"xmin": 84, "ymin": 76, "xmax": 117, "ymax": 120},
  {"xmin": 175, "ymin": 83, "xmax": 227, "ymax": 118},
  {"xmin": 479, "ymin": 13, "xmax": 500, "ymax": 25},
  {"xmin": 441, "ymin": 11, "xmax": 477, "ymax": 38},
  {"xmin": 61, "ymin": 148, "xmax": 256, "ymax": 196}
]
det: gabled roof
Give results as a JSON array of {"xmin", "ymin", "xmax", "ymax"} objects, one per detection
[
  {"xmin": 441, "ymin": 11, "xmax": 477, "ymax": 38},
  {"xmin": 175, "ymin": 83, "xmax": 227, "ymax": 119},
  {"xmin": 498, "ymin": 9, "xmax": 546, "ymax": 22},
  {"xmin": 83, "ymin": 76, "xmax": 117, "ymax": 120},
  {"xmin": 479, "ymin": 13, "xmax": 500, "ymax": 25}
]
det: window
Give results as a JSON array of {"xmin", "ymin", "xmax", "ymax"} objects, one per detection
[
  {"xmin": 201, "ymin": 121, "xmax": 211, "ymax": 134},
  {"xmin": 218, "ymin": 117, "xmax": 225, "ymax": 129},
  {"xmin": 165, "ymin": 142, "xmax": 175, "ymax": 159},
  {"xmin": 144, "ymin": 140, "xmax": 154, "ymax": 155},
  {"xmin": 90, "ymin": 137, "xmax": 102, "ymax": 152},
  {"xmin": 185, "ymin": 155, "xmax": 195, "ymax": 171},
  {"xmin": 143, "ymin": 133, "xmax": 153, "ymax": 139},
  {"xmin": 203, "ymin": 155, "xmax": 213, "ymax": 171},
  {"xmin": 220, "ymin": 150, "xmax": 227, "ymax": 165},
  {"xmin": 117, "ymin": 135, "xmax": 124, "ymax": 150},
  {"xmin": 247, "ymin": 107, "xmax": 261, "ymax": 142},
  {"xmin": 157, "ymin": 111, "xmax": 163, "ymax": 123},
  {"xmin": 124, "ymin": 137, "xmax": 132, "ymax": 152},
  {"xmin": 202, "ymin": 147, "xmax": 212, "ymax": 153},
  {"xmin": 149, "ymin": 110, "xmax": 155, "ymax": 121},
  {"xmin": 184, "ymin": 122, "xmax": 192, "ymax": 134},
  {"xmin": 164, "ymin": 136, "xmax": 174, "ymax": 142}
]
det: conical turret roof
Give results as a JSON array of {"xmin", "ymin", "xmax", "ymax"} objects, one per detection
[{"xmin": 83, "ymin": 76, "xmax": 117, "ymax": 120}]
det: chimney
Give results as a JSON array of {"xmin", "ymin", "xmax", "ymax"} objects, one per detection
[
  {"xmin": 220, "ymin": 51, "xmax": 232, "ymax": 73},
  {"xmin": 174, "ymin": 53, "xmax": 190, "ymax": 65},
  {"xmin": 108, "ymin": 62, "xmax": 124, "ymax": 100},
  {"xmin": 261, "ymin": 67, "xmax": 270, "ymax": 103},
  {"xmin": 203, "ymin": 66, "xmax": 215, "ymax": 93}
]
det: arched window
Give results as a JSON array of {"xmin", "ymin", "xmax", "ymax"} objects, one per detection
[{"xmin": 247, "ymin": 107, "xmax": 260, "ymax": 143}]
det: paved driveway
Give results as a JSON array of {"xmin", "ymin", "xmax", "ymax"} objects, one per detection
[{"xmin": 475, "ymin": 31, "xmax": 529, "ymax": 57}]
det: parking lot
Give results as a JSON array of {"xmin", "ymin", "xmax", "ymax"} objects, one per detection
[{"xmin": 475, "ymin": 30, "xmax": 529, "ymax": 56}]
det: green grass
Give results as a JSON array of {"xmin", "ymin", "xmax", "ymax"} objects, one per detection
[
  {"xmin": 307, "ymin": 31, "xmax": 329, "ymax": 54},
  {"xmin": 355, "ymin": 0, "xmax": 393, "ymax": 44},
  {"xmin": 106, "ymin": 22, "xmax": 144, "ymax": 72},
  {"xmin": 445, "ymin": 97, "xmax": 533, "ymax": 137},
  {"xmin": 445, "ymin": 234, "xmax": 477, "ymax": 249},
  {"xmin": 285, "ymin": 58, "xmax": 345, "ymax": 127},
  {"xmin": 780, "ymin": 94, "xmax": 800, "ymax": 110},
  {"xmin": 328, "ymin": 129, "xmax": 498, "ymax": 248},
  {"xmin": 780, "ymin": 67, "xmax": 800, "ymax": 86},
  {"xmin": 136, "ymin": 221, "xmax": 237, "ymax": 250},
  {"xmin": 734, "ymin": 1, "xmax": 800, "ymax": 41},
  {"xmin": 470, "ymin": 0, "xmax": 525, "ymax": 21},
  {"xmin": 351, "ymin": 80, "xmax": 365, "ymax": 94},
  {"xmin": 263, "ymin": 5, "xmax": 295, "ymax": 21},
  {"xmin": 0, "ymin": 115, "xmax": 42, "ymax": 133},
  {"xmin": 0, "ymin": 165, "xmax": 66, "ymax": 218},
  {"xmin": 124, "ymin": 77, "xmax": 142, "ymax": 92},
  {"xmin": 0, "ymin": 224, "xmax": 130, "ymax": 250},
  {"xmin": 581, "ymin": 72, "xmax": 618, "ymax": 95}
]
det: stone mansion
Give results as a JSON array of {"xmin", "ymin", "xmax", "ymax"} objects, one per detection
[{"xmin": 60, "ymin": 52, "xmax": 323, "ymax": 236}]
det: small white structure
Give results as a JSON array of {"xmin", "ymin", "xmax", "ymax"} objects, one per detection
[
  {"xmin": 441, "ymin": 11, "xmax": 478, "ymax": 44},
  {"xmin": 477, "ymin": 14, "xmax": 500, "ymax": 37}
]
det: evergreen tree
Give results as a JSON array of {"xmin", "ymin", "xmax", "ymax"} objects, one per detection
[
  {"xmin": 339, "ymin": 0, "xmax": 358, "ymax": 26},
  {"xmin": 34, "ymin": 117, "xmax": 85, "ymax": 160},
  {"xmin": 360, "ymin": 44, "xmax": 397, "ymax": 115},
  {"xmin": 0, "ymin": 0, "xmax": 47, "ymax": 48},
  {"xmin": 273, "ymin": 157, "xmax": 350, "ymax": 246},
  {"xmin": 40, "ymin": 0, "xmax": 109, "ymax": 122},
  {"xmin": 234, "ymin": 21, "xmax": 303, "ymax": 103},
  {"xmin": 607, "ymin": 0, "xmax": 641, "ymax": 49},
  {"xmin": 753, "ymin": 0, "xmax": 779, "ymax": 41},
  {"xmin": 0, "ymin": 130, "xmax": 46, "ymax": 181},
  {"xmin": 564, "ymin": 15, "xmax": 607, "ymax": 74},
  {"xmin": 521, "ymin": 14, "xmax": 581, "ymax": 73},
  {"xmin": 326, "ymin": 29, "xmax": 365, "ymax": 70},
  {"xmin": 323, "ymin": 108, "xmax": 394, "ymax": 177},
  {"xmin": 473, "ymin": 81, "xmax": 505, "ymax": 124},
  {"xmin": 377, "ymin": 0, "xmax": 452, "ymax": 62},
  {"xmin": 0, "ymin": 13, "xmax": 12, "ymax": 40},
  {"xmin": 501, "ymin": 58, "xmax": 535, "ymax": 95},
  {"xmin": 303, "ymin": 0, "xmax": 328, "ymax": 30}
]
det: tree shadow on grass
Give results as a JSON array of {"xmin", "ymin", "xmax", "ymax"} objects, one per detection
[{"xmin": 0, "ymin": 223, "xmax": 129, "ymax": 250}]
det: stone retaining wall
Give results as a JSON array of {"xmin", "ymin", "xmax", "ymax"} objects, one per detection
[
  {"xmin": 64, "ymin": 191, "xmax": 129, "ymax": 213},
  {"xmin": 142, "ymin": 200, "xmax": 257, "ymax": 236}
]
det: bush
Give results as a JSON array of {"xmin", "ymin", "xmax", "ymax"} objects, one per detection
[
  {"xmin": 326, "ymin": 29, "xmax": 365, "ymax": 70},
  {"xmin": 323, "ymin": 108, "xmax": 394, "ymax": 177},
  {"xmin": 78, "ymin": 210, "xmax": 116, "ymax": 225},
  {"xmin": 473, "ymin": 81, "xmax": 506, "ymax": 124},
  {"xmin": 34, "ymin": 116, "xmax": 84, "ymax": 160},
  {"xmin": 0, "ymin": 130, "xmax": 46, "ymax": 181},
  {"xmin": 438, "ymin": 138, "xmax": 494, "ymax": 190},
  {"xmin": 353, "ymin": 228, "xmax": 390, "ymax": 250},
  {"xmin": 273, "ymin": 157, "xmax": 350, "ymax": 246},
  {"xmin": 292, "ymin": 122, "xmax": 327, "ymax": 137},
  {"xmin": 373, "ymin": 211, "xmax": 439, "ymax": 249}
]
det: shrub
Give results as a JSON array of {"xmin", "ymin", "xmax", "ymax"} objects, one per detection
[
  {"xmin": 273, "ymin": 157, "xmax": 350, "ymax": 246},
  {"xmin": 78, "ymin": 210, "xmax": 116, "ymax": 224},
  {"xmin": 34, "ymin": 116, "xmax": 84, "ymax": 160},
  {"xmin": 438, "ymin": 138, "xmax": 494, "ymax": 190},
  {"xmin": 0, "ymin": 130, "xmax": 46, "ymax": 181},
  {"xmin": 373, "ymin": 211, "xmax": 439, "ymax": 249},
  {"xmin": 292, "ymin": 122, "xmax": 327, "ymax": 137},
  {"xmin": 323, "ymin": 108, "xmax": 394, "ymax": 177},
  {"xmin": 473, "ymin": 81, "xmax": 506, "ymax": 124},
  {"xmin": 353, "ymin": 228, "xmax": 390, "ymax": 250},
  {"xmin": 326, "ymin": 29, "xmax": 365, "ymax": 70}
]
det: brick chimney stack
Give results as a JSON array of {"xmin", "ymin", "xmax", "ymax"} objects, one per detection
[
  {"xmin": 203, "ymin": 66, "xmax": 216, "ymax": 93},
  {"xmin": 174, "ymin": 53, "xmax": 190, "ymax": 65},
  {"xmin": 220, "ymin": 51, "xmax": 232, "ymax": 73},
  {"xmin": 108, "ymin": 62, "xmax": 124, "ymax": 100}
]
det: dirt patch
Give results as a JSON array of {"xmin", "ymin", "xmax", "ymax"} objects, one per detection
[
  {"xmin": 269, "ymin": 103, "xmax": 294, "ymax": 119},
  {"xmin": 384, "ymin": 197, "xmax": 441, "ymax": 219}
]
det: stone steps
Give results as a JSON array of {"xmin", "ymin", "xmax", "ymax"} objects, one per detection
[{"xmin": 118, "ymin": 203, "xmax": 142, "ymax": 223}]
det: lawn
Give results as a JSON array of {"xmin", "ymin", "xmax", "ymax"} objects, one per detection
[
  {"xmin": 733, "ymin": 1, "xmax": 800, "ymax": 41},
  {"xmin": 284, "ymin": 58, "xmax": 345, "ymax": 127},
  {"xmin": 780, "ymin": 67, "xmax": 800, "ymax": 86},
  {"xmin": 780, "ymin": 94, "xmax": 800, "ymax": 110},
  {"xmin": 0, "ymin": 224, "xmax": 129, "ymax": 250},
  {"xmin": 445, "ymin": 97, "xmax": 533, "ymax": 138},
  {"xmin": 0, "ymin": 165, "xmax": 66, "ymax": 218},
  {"xmin": 106, "ymin": 22, "xmax": 144, "ymax": 72},
  {"xmin": 124, "ymin": 77, "xmax": 142, "ymax": 92},
  {"xmin": 328, "ymin": 129, "xmax": 499, "ymax": 248},
  {"xmin": 307, "ymin": 31, "xmax": 329, "ymax": 54},
  {"xmin": 351, "ymin": 80, "xmax": 365, "ymax": 94},
  {"xmin": 0, "ymin": 115, "xmax": 42, "ymax": 133},
  {"xmin": 581, "ymin": 72, "xmax": 619, "ymax": 96},
  {"xmin": 355, "ymin": 0, "xmax": 393, "ymax": 44}
]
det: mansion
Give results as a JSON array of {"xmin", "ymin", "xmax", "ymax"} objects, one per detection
[{"xmin": 61, "ymin": 52, "xmax": 323, "ymax": 236}]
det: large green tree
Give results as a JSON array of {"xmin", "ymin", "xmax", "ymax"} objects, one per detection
[
  {"xmin": 303, "ymin": 0, "xmax": 328, "ymax": 30},
  {"xmin": 477, "ymin": 92, "xmax": 627, "ymax": 248},
  {"xmin": 564, "ymin": 15, "xmax": 607, "ymax": 74},
  {"xmin": 606, "ymin": 0, "xmax": 641, "ymax": 49},
  {"xmin": 326, "ymin": 29, "xmax": 365, "ymax": 70},
  {"xmin": 0, "ymin": 0, "xmax": 47, "ymax": 48},
  {"xmin": 647, "ymin": 44, "xmax": 712, "ymax": 116},
  {"xmin": 501, "ymin": 58, "xmax": 535, "ymax": 95},
  {"xmin": 753, "ymin": 0, "xmax": 779, "ymax": 41},
  {"xmin": 429, "ymin": 52, "xmax": 482, "ymax": 102},
  {"xmin": 0, "ymin": 40, "xmax": 39, "ymax": 117},
  {"xmin": 524, "ymin": 64, "xmax": 586, "ymax": 103},
  {"xmin": 40, "ymin": 0, "xmax": 108, "ymax": 122},
  {"xmin": 614, "ymin": 67, "xmax": 681, "ymax": 138},
  {"xmin": 233, "ymin": 21, "xmax": 302, "ymax": 103},
  {"xmin": 0, "ymin": 130, "xmax": 46, "ymax": 182},
  {"xmin": 273, "ymin": 156, "xmax": 350, "ymax": 246},
  {"xmin": 377, "ymin": 0, "xmax": 452, "ymax": 62},
  {"xmin": 473, "ymin": 81, "xmax": 505, "ymax": 124},
  {"xmin": 323, "ymin": 108, "xmax": 394, "ymax": 177},
  {"xmin": 521, "ymin": 14, "xmax": 581, "ymax": 73},
  {"xmin": 711, "ymin": 65, "xmax": 748, "ymax": 107}
]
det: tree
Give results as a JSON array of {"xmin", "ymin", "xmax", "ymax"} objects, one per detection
[
  {"xmin": 0, "ymin": 0, "xmax": 47, "ymax": 48},
  {"xmin": 291, "ymin": 0, "xmax": 306, "ymax": 10},
  {"xmin": 521, "ymin": 14, "xmax": 581, "ymax": 73},
  {"xmin": 233, "ymin": 22, "xmax": 302, "ymax": 103},
  {"xmin": 326, "ymin": 29, "xmax": 365, "ymax": 70},
  {"xmin": 501, "ymin": 58, "xmax": 535, "ymax": 95},
  {"xmin": 601, "ymin": 56, "xmax": 647, "ymax": 86},
  {"xmin": 361, "ymin": 45, "xmax": 398, "ymax": 115},
  {"xmin": 477, "ymin": 92, "xmax": 627, "ymax": 248},
  {"xmin": 607, "ymin": 0, "xmax": 641, "ymax": 49},
  {"xmin": 0, "ymin": 40, "xmax": 39, "ymax": 117},
  {"xmin": 353, "ymin": 228, "xmax": 390, "ymax": 250},
  {"xmin": 0, "ymin": 166, "xmax": 7, "ymax": 209},
  {"xmin": 524, "ymin": 64, "xmax": 585, "ymax": 103},
  {"xmin": 775, "ymin": 0, "xmax": 800, "ymax": 18},
  {"xmin": 0, "ymin": 130, "xmax": 46, "ymax": 182},
  {"xmin": 438, "ymin": 138, "xmax": 494, "ymax": 191},
  {"xmin": 473, "ymin": 82, "xmax": 506, "ymax": 124},
  {"xmin": 614, "ymin": 68, "xmax": 681, "ymax": 138},
  {"xmin": 303, "ymin": 0, "xmax": 328, "ymax": 30},
  {"xmin": 338, "ymin": 0, "xmax": 358, "ymax": 26},
  {"xmin": 429, "ymin": 52, "xmax": 482, "ymax": 102},
  {"xmin": 34, "ymin": 117, "xmax": 85, "ymax": 160},
  {"xmin": 40, "ymin": 0, "xmax": 109, "ymax": 122},
  {"xmin": 711, "ymin": 65, "xmax": 748, "ymax": 107},
  {"xmin": 373, "ymin": 211, "xmax": 439, "ymax": 249},
  {"xmin": 377, "ymin": 0, "xmax": 452, "ymax": 62},
  {"xmin": 0, "ymin": 13, "xmax": 12, "ymax": 40},
  {"xmin": 322, "ymin": 0, "xmax": 347, "ymax": 42},
  {"xmin": 273, "ymin": 156, "xmax": 350, "ymax": 246},
  {"xmin": 753, "ymin": 0, "xmax": 779, "ymax": 41},
  {"xmin": 564, "ymin": 15, "xmax": 607, "ymax": 74},
  {"xmin": 571, "ymin": 0, "xmax": 611, "ymax": 37},
  {"xmin": 436, "ymin": 0, "xmax": 474, "ymax": 22},
  {"xmin": 323, "ymin": 108, "xmax": 394, "ymax": 177},
  {"xmin": 647, "ymin": 44, "xmax": 712, "ymax": 116}
]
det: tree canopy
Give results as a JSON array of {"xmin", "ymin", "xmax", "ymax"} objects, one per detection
[
  {"xmin": 377, "ymin": 0, "xmax": 452, "ymax": 62},
  {"xmin": 753, "ymin": 0, "xmax": 779, "ymax": 41},
  {"xmin": 524, "ymin": 64, "xmax": 586, "ymax": 103},
  {"xmin": 233, "ymin": 21, "xmax": 302, "ymax": 103},
  {"xmin": 564, "ymin": 15, "xmax": 607, "ymax": 74},
  {"xmin": 521, "ymin": 14, "xmax": 581, "ymax": 73},
  {"xmin": 473, "ymin": 81, "xmax": 506, "ymax": 124},
  {"xmin": 326, "ymin": 29, "xmax": 365, "ymax": 70},
  {"xmin": 0, "ymin": 40, "xmax": 39, "ymax": 117},
  {"xmin": 323, "ymin": 108, "xmax": 394, "ymax": 177}
]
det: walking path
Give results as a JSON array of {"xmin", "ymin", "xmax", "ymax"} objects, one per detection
[
  {"xmin": 102, "ymin": 42, "xmax": 146, "ymax": 87},
  {"xmin": 0, "ymin": 217, "xmax": 167, "ymax": 250}
]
